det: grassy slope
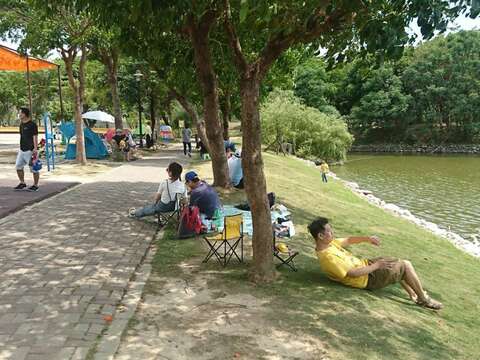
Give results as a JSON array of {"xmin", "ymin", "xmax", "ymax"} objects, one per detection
[{"xmin": 154, "ymin": 152, "xmax": 480, "ymax": 360}]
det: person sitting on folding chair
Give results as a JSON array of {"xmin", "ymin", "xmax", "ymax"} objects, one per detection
[
  {"xmin": 184, "ymin": 171, "xmax": 222, "ymax": 229},
  {"xmin": 129, "ymin": 162, "xmax": 187, "ymax": 218}
]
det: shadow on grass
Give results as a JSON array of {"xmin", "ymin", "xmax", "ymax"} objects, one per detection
[{"xmin": 147, "ymin": 191, "xmax": 459, "ymax": 360}]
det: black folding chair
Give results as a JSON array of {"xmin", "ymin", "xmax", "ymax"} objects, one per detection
[
  {"xmin": 273, "ymin": 230, "xmax": 299, "ymax": 271},
  {"xmin": 157, "ymin": 193, "xmax": 185, "ymax": 230}
]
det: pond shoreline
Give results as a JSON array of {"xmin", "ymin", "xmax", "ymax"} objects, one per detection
[
  {"xmin": 333, "ymin": 173, "xmax": 480, "ymax": 258},
  {"xmin": 296, "ymin": 156, "xmax": 480, "ymax": 258},
  {"xmin": 350, "ymin": 143, "xmax": 480, "ymax": 155}
]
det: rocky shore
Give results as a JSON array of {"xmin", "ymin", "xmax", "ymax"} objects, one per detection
[
  {"xmin": 350, "ymin": 143, "xmax": 480, "ymax": 154},
  {"xmin": 331, "ymin": 173, "xmax": 480, "ymax": 258}
]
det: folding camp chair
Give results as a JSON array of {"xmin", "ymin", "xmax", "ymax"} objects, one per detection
[
  {"xmin": 273, "ymin": 231, "xmax": 299, "ymax": 271},
  {"xmin": 203, "ymin": 214, "xmax": 244, "ymax": 267},
  {"xmin": 157, "ymin": 193, "xmax": 185, "ymax": 230}
]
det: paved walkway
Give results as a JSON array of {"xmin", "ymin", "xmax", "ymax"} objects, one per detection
[
  {"xmin": 0, "ymin": 147, "xmax": 189, "ymax": 359},
  {"xmin": 0, "ymin": 179, "xmax": 79, "ymax": 220}
]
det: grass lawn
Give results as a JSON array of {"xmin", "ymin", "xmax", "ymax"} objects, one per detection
[{"xmin": 149, "ymin": 151, "xmax": 479, "ymax": 360}]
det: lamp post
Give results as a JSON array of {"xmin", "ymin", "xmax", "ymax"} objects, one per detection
[{"xmin": 133, "ymin": 69, "xmax": 143, "ymax": 148}]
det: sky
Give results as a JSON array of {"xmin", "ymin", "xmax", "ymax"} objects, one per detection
[{"xmin": 1, "ymin": 13, "xmax": 478, "ymax": 54}]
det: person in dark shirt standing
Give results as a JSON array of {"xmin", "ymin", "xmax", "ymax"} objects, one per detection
[{"xmin": 14, "ymin": 107, "xmax": 40, "ymax": 191}]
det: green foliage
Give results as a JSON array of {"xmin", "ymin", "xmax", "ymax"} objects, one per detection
[
  {"xmin": 261, "ymin": 89, "xmax": 353, "ymax": 161},
  {"xmin": 323, "ymin": 30, "xmax": 480, "ymax": 144},
  {"xmin": 350, "ymin": 65, "xmax": 412, "ymax": 138},
  {"xmin": 402, "ymin": 30, "xmax": 480, "ymax": 143},
  {"xmin": 294, "ymin": 58, "xmax": 337, "ymax": 114}
]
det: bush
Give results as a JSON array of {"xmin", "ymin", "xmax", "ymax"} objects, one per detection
[{"xmin": 261, "ymin": 89, "xmax": 353, "ymax": 161}]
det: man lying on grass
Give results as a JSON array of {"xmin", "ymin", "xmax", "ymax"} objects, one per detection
[{"xmin": 308, "ymin": 217, "xmax": 443, "ymax": 310}]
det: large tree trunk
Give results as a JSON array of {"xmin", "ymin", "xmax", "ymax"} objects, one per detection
[
  {"xmin": 73, "ymin": 89, "xmax": 86, "ymax": 165},
  {"xmin": 221, "ymin": 90, "xmax": 231, "ymax": 140},
  {"xmin": 100, "ymin": 48, "xmax": 122, "ymax": 129},
  {"xmin": 150, "ymin": 92, "xmax": 156, "ymax": 137},
  {"xmin": 187, "ymin": 13, "xmax": 229, "ymax": 187},
  {"xmin": 241, "ymin": 74, "xmax": 276, "ymax": 283},
  {"xmin": 63, "ymin": 52, "xmax": 87, "ymax": 165}
]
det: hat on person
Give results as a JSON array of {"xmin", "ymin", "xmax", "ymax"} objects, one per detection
[
  {"xmin": 185, "ymin": 171, "xmax": 199, "ymax": 182},
  {"xmin": 115, "ymin": 128, "xmax": 122, "ymax": 133}
]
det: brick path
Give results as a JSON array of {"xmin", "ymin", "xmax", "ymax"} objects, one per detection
[{"xmin": 0, "ymin": 147, "xmax": 188, "ymax": 359}]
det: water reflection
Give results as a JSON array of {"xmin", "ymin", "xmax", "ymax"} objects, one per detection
[{"xmin": 333, "ymin": 154, "xmax": 480, "ymax": 242}]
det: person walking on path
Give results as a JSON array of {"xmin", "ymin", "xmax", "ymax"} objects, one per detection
[
  {"xmin": 320, "ymin": 161, "xmax": 329, "ymax": 183},
  {"xmin": 14, "ymin": 107, "xmax": 40, "ymax": 191},
  {"xmin": 182, "ymin": 124, "xmax": 192, "ymax": 157}
]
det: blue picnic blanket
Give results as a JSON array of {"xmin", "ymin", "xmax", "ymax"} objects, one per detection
[{"xmin": 210, "ymin": 205, "xmax": 294, "ymax": 236}]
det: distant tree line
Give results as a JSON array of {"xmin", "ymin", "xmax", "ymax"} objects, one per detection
[{"xmin": 294, "ymin": 30, "xmax": 480, "ymax": 144}]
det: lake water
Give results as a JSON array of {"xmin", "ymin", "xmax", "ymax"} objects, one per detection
[{"xmin": 332, "ymin": 154, "xmax": 480, "ymax": 243}]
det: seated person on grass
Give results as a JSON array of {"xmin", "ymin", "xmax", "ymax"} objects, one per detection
[
  {"xmin": 184, "ymin": 171, "xmax": 222, "ymax": 221},
  {"xmin": 227, "ymin": 149, "xmax": 244, "ymax": 189},
  {"xmin": 308, "ymin": 217, "xmax": 443, "ymax": 310},
  {"xmin": 129, "ymin": 162, "xmax": 187, "ymax": 218}
]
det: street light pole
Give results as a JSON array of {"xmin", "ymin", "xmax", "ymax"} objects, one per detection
[{"xmin": 134, "ymin": 70, "xmax": 144, "ymax": 148}]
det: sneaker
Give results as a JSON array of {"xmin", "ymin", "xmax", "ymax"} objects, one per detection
[
  {"xmin": 27, "ymin": 185, "xmax": 39, "ymax": 192},
  {"xmin": 188, "ymin": 152, "xmax": 192, "ymax": 157},
  {"xmin": 14, "ymin": 183, "xmax": 27, "ymax": 190},
  {"xmin": 128, "ymin": 208, "xmax": 136, "ymax": 218}
]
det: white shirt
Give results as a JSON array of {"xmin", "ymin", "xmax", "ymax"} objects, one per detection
[{"xmin": 157, "ymin": 179, "xmax": 187, "ymax": 204}]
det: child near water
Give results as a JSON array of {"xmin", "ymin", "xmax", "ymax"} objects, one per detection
[{"xmin": 319, "ymin": 161, "xmax": 329, "ymax": 183}]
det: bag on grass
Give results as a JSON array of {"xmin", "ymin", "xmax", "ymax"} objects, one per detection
[{"xmin": 177, "ymin": 206, "xmax": 203, "ymax": 239}]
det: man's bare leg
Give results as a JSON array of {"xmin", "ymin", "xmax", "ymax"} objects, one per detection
[
  {"xmin": 17, "ymin": 169, "xmax": 25, "ymax": 183},
  {"xmin": 400, "ymin": 280, "xmax": 417, "ymax": 302},
  {"xmin": 33, "ymin": 172, "xmax": 39, "ymax": 186},
  {"xmin": 402, "ymin": 260, "xmax": 442, "ymax": 308}
]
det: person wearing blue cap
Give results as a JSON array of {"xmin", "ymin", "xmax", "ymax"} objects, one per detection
[{"xmin": 185, "ymin": 171, "xmax": 221, "ymax": 219}]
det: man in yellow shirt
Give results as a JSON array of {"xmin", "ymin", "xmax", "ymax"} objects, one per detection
[
  {"xmin": 319, "ymin": 161, "xmax": 329, "ymax": 183},
  {"xmin": 308, "ymin": 217, "xmax": 442, "ymax": 310}
]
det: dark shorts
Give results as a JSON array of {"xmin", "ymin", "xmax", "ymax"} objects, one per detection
[{"xmin": 366, "ymin": 257, "xmax": 406, "ymax": 290}]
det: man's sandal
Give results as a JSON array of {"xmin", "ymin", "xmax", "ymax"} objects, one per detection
[{"xmin": 417, "ymin": 296, "xmax": 443, "ymax": 310}]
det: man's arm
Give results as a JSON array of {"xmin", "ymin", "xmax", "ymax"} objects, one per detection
[
  {"xmin": 33, "ymin": 135, "xmax": 38, "ymax": 154},
  {"xmin": 347, "ymin": 258, "xmax": 395, "ymax": 277},
  {"xmin": 340, "ymin": 235, "xmax": 380, "ymax": 247}
]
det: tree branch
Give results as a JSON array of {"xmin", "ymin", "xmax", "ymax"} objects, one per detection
[
  {"xmin": 222, "ymin": 0, "xmax": 248, "ymax": 74},
  {"xmin": 257, "ymin": 5, "xmax": 353, "ymax": 79}
]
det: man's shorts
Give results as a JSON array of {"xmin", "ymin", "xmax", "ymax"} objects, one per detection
[
  {"xmin": 15, "ymin": 150, "xmax": 38, "ymax": 173},
  {"xmin": 366, "ymin": 257, "xmax": 405, "ymax": 290}
]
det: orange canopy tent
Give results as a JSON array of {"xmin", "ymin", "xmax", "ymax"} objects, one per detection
[{"xmin": 0, "ymin": 45, "xmax": 64, "ymax": 120}]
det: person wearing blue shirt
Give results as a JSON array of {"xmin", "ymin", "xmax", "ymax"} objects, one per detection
[
  {"xmin": 185, "ymin": 171, "xmax": 221, "ymax": 218},
  {"xmin": 227, "ymin": 149, "xmax": 244, "ymax": 189}
]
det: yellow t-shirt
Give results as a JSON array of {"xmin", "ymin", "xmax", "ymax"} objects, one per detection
[
  {"xmin": 320, "ymin": 163, "xmax": 329, "ymax": 173},
  {"xmin": 316, "ymin": 239, "xmax": 369, "ymax": 288}
]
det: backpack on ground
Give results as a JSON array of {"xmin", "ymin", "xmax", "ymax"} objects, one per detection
[{"xmin": 177, "ymin": 206, "xmax": 203, "ymax": 239}]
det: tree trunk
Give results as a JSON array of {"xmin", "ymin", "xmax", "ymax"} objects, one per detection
[
  {"xmin": 221, "ymin": 90, "xmax": 231, "ymax": 140},
  {"xmin": 240, "ymin": 74, "xmax": 276, "ymax": 283},
  {"xmin": 150, "ymin": 92, "xmax": 156, "ymax": 140},
  {"xmin": 97, "ymin": 47, "xmax": 123, "ymax": 129},
  {"xmin": 105, "ymin": 50, "xmax": 123, "ymax": 130},
  {"xmin": 63, "ymin": 53, "xmax": 87, "ymax": 165},
  {"xmin": 172, "ymin": 89, "xmax": 210, "ymax": 153},
  {"xmin": 187, "ymin": 14, "xmax": 229, "ymax": 187},
  {"xmin": 73, "ymin": 89, "xmax": 86, "ymax": 164}
]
